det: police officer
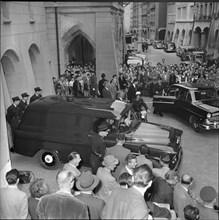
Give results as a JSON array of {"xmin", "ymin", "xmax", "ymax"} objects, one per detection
[
  {"xmin": 30, "ymin": 87, "xmax": 42, "ymax": 103},
  {"xmin": 18, "ymin": 92, "xmax": 30, "ymax": 118},
  {"xmin": 6, "ymin": 96, "xmax": 21, "ymax": 147},
  {"xmin": 132, "ymin": 91, "xmax": 150, "ymax": 121}
]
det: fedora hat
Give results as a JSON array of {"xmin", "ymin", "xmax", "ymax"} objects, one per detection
[
  {"xmin": 21, "ymin": 92, "xmax": 30, "ymax": 98},
  {"xmin": 76, "ymin": 171, "xmax": 99, "ymax": 191},
  {"xmin": 34, "ymin": 87, "xmax": 42, "ymax": 92}
]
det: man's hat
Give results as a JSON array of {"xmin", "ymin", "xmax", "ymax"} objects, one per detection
[
  {"xmin": 102, "ymin": 155, "xmax": 119, "ymax": 167},
  {"xmin": 21, "ymin": 92, "xmax": 30, "ymax": 98},
  {"xmin": 200, "ymin": 186, "xmax": 217, "ymax": 202},
  {"xmin": 12, "ymin": 96, "xmax": 20, "ymax": 102},
  {"xmin": 34, "ymin": 87, "xmax": 42, "ymax": 92},
  {"xmin": 98, "ymin": 121, "xmax": 109, "ymax": 131},
  {"xmin": 76, "ymin": 171, "xmax": 99, "ymax": 191}
]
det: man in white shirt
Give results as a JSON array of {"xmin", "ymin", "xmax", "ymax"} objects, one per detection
[{"xmin": 119, "ymin": 153, "xmax": 138, "ymax": 176}]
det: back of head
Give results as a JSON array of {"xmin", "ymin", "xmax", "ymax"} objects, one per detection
[
  {"xmin": 29, "ymin": 178, "xmax": 49, "ymax": 199},
  {"xmin": 165, "ymin": 170, "xmax": 180, "ymax": 185},
  {"xmin": 68, "ymin": 151, "xmax": 79, "ymax": 162},
  {"xmin": 133, "ymin": 164, "xmax": 153, "ymax": 188},
  {"xmin": 181, "ymin": 174, "xmax": 193, "ymax": 185},
  {"xmin": 139, "ymin": 145, "xmax": 150, "ymax": 155},
  {"xmin": 118, "ymin": 172, "xmax": 133, "ymax": 188},
  {"xmin": 56, "ymin": 170, "xmax": 75, "ymax": 189},
  {"xmin": 117, "ymin": 133, "xmax": 125, "ymax": 142},
  {"xmin": 160, "ymin": 153, "xmax": 170, "ymax": 165},
  {"xmin": 6, "ymin": 169, "xmax": 20, "ymax": 185},
  {"xmin": 184, "ymin": 205, "xmax": 200, "ymax": 220}
]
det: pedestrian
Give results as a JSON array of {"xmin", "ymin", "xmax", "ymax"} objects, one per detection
[
  {"xmin": 119, "ymin": 153, "xmax": 138, "ymax": 176},
  {"xmin": 109, "ymin": 75, "xmax": 119, "ymax": 100},
  {"xmin": 118, "ymin": 72, "xmax": 128, "ymax": 90},
  {"xmin": 29, "ymin": 87, "xmax": 42, "ymax": 103},
  {"xmin": 101, "ymin": 164, "xmax": 153, "ymax": 219},
  {"xmin": 75, "ymin": 171, "xmax": 105, "ymax": 219},
  {"xmin": 18, "ymin": 92, "xmax": 30, "ymax": 118},
  {"xmin": 127, "ymin": 78, "xmax": 138, "ymax": 102},
  {"xmin": 136, "ymin": 145, "xmax": 153, "ymax": 169},
  {"xmin": 36, "ymin": 170, "xmax": 89, "ymax": 219},
  {"xmin": 98, "ymin": 73, "xmax": 106, "ymax": 97},
  {"xmin": 102, "ymin": 80, "xmax": 112, "ymax": 99},
  {"xmin": 0, "ymin": 169, "xmax": 29, "ymax": 219}
]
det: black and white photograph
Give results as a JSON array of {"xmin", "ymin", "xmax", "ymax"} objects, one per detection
[{"xmin": 0, "ymin": 1, "xmax": 218, "ymax": 219}]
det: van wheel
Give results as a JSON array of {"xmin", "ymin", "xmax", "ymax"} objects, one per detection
[
  {"xmin": 191, "ymin": 117, "xmax": 201, "ymax": 133},
  {"xmin": 38, "ymin": 150, "xmax": 60, "ymax": 170}
]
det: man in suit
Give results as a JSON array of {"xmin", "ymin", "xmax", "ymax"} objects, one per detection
[
  {"xmin": 6, "ymin": 96, "xmax": 21, "ymax": 147},
  {"xmin": 102, "ymin": 81, "xmax": 112, "ymax": 99},
  {"xmin": 30, "ymin": 87, "xmax": 42, "ymax": 103},
  {"xmin": 101, "ymin": 164, "xmax": 153, "ymax": 219},
  {"xmin": 118, "ymin": 72, "xmax": 128, "ymax": 90},
  {"xmin": 36, "ymin": 169, "xmax": 89, "ymax": 219},
  {"xmin": 75, "ymin": 171, "xmax": 105, "ymax": 219},
  {"xmin": 173, "ymin": 174, "xmax": 197, "ymax": 219},
  {"xmin": 119, "ymin": 153, "xmax": 138, "ymax": 176},
  {"xmin": 127, "ymin": 78, "xmax": 138, "ymax": 102},
  {"xmin": 98, "ymin": 73, "xmax": 106, "ymax": 97},
  {"xmin": 0, "ymin": 169, "xmax": 28, "ymax": 219},
  {"xmin": 105, "ymin": 133, "xmax": 131, "ymax": 180},
  {"xmin": 18, "ymin": 92, "xmax": 29, "ymax": 118}
]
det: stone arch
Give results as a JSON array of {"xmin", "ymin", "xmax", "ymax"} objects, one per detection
[
  {"xmin": 1, "ymin": 49, "xmax": 27, "ymax": 98},
  {"xmin": 202, "ymin": 27, "xmax": 209, "ymax": 48},
  {"xmin": 194, "ymin": 26, "xmax": 202, "ymax": 48},
  {"xmin": 181, "ymin": 29, "xmax": 186, "ymax": 45},
  {"xmin": 215, "ymin": 29, "xmax": 219, "ymax": 44},
  {"xmin": 174, "ymin": 29, "xmax": 179, "ymax": 44},
  {"xmin": 158, "ymin": 28, "xmax": 166, "ymax": 40}
]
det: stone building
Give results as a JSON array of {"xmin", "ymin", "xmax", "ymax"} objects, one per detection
[
  {"xmin": 173, "ymin": 2, "xmax": 194, "ymax": 47},
  {"xmin": 165, "ymin": 2, "xmax": 176, "ymax": 42},
  {"xmin": 0, "ymin": 1, "xmax": 124, "ymax": 184}
]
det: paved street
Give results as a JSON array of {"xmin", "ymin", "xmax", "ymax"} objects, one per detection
[{"xmin": 11, "ymin": 96, "xmax": 218, "ymax": 198}]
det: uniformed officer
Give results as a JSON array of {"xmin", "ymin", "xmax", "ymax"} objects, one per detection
[
  {"xmin": 30, "ymin": 87, "xmax": 42, "ymax": 103},
  {"xmin": 6, "ymin": 96, "xmax": 21, "ymax": 144},
  {"xmin": 18, "ymin": 92, "xmax": 30, "ymax": 118},
  {"xmin": 132, "ymin": 91, "xmax": 150, "ymax": 121}
]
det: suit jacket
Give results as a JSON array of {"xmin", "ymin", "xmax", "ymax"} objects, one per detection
[
  {"xmin": 118, "ymin": 76, "xmax": 128, "ymax": 90},
  {"xmin": 149, "ymin": 177, "xmax": 174, "ymax": 209},
  {"xmin": 101, "ymin": 187, "xmax": 149, "ymax": 219},
  {"xmin": 127, "ymin": 84, "xmax": 137, "ymax": 102},
  {"xmin": 30, "ymin": 94, "xmax": 42, "ymax": 103},
  {"xmin": 36, "ymin": 191, "xmax": 89, "ymax": 219},
  {"xmin": 196, "ymin": 203, "xmax": 218, "ymax": 220},
  {"xmin": 173, "ymin": 183, "xmax": 196, "ymax": 219},
  {"xmin": 106, "ymin": 144, "xmax": 131, "ymax": 180},
  {"xmin": 0, "ymin": 185, "xmax": 28, "ymax": 219},
  {"xmin": 28, "ymin": 196, "xmax": 39, "ymax": 219},
  {"xmin": 18, "ymin": 100, "xmax": 28, "ymax": 118},
  {"xmin": 63, "ymin": 163, "xmax": 81, "ymax": 178},
  {"xmin": 6, "ymin": 104, "xmax": 20, "ymax": 125},
  {"xmin": 96, "ymin": 167, "xmax": 119, "ymax": 202},
  {"xmin": 102, "ymin": 87, "xmax": 112, "ymax": 99},
  {"xmin": 75, "ymin": 193, "xmax": 105, "ymax": 219}
]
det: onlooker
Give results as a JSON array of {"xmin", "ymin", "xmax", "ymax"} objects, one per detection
[
  {"xmin": 109, "ymin": 75, "xmax": 119, "ymax": 100},
  {"xmin": 63, "ymin": 151, "xmax": 82, "ymax": 178},
  {"xmin": 98, "ymin": 73, "xmax": 106, "ymax": 97},
  {"xmin": 184, "ymin": 205, "xmax": 200, "ymax": 220},
  {"xmin": 136, "ymin": 145, "xmax": 153, "ymax": 169},
  {"xmin": 105, "ymin": 133, "xmax": 131, "ymax": 180},
  {"xmin": 118, "ymin": 72, "xmax": 128, "ymax": 90},
  {"xmin": 96, "ymin": 155, "xmax": 120, "ymax": 202},
  {"xmin": 0, "ymin": 169, "xmax": 28, "ymax": 219},
  {"xmin": 29, "ymin": 87, "xmax": 42, "ymax": 103},
  {"xmin": 127, "ymin": 78, "xmax": 138, "ymax": 102},
  {"xmin": 152, "ymin": 153, "xmax": 170, "ymax": 179},
  {"xmin": 28, "ymin": 178, "xmax": 50, "ymax": 219},
  {"xmin": 119, "ymin": 153, "xmax": 138, "ymax": 176},
  {"xmin": 117, "ymin": 172, "xmax": 133, "ymax": 188},
  {"xmin": 36, "ymin": 169, "xmax": 89, "ymax": 219},
  {"xmin": 102, "ymin": 81, "xmax": 112, "ymax": 99},
  {"xmin": 75, "ymin": 171, "xmax": 105, "ymax": 219},
  {"xmin": 173, "ymin": 174, "xmax": 196, "ymax": 219},
  {"xmin": 18, "ymin": 92, "xmax": 30, "ymax": 118},
  {"xmin": 101, "ymin": 164, "xmax": 153, "ymax": 219}
]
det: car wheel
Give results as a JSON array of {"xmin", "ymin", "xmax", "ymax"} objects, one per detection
[
  {"xmin": 191, "ymin": 117, "xmax": 201, "ymax": 133},
  {"xmin": 38, "ymin": 150, "xmax": 61, "ymax": 170}
]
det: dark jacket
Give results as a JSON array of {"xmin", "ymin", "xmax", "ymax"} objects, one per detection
[
  {"xmin": 118, "ymin": 76, "xmax": 128, "ymax": 90},
  {"xmin": 153, "ymin": 83, "xmax": 164, "ymax": 96},
  {"xmin": 102, "ymin": 87, "xmax": 112, "ymax": 99},
  {"xmin": 28, "ymin": 196, "xmax": 39, "ymax": 220},
  {"xmin": 6, "ymin": 104, "xmax": 20, "ymax": 125},
  {"xmin": 98, "ymin": 79, "xmax": 106, "ymax": 97},
  {"xmin": 30, "ymin": 94, "xmax": 42, "ymax": 103},
  {"xmin": 18, "ymin": 100, "xmax": 28, "ymax": 118},
  {"xmin": 127, "ymin": 84, "xmax": 137, "ymax": 103},
  {"xmin": 132, "ymin": 98, "xmax": 148, "ymax": 112}
]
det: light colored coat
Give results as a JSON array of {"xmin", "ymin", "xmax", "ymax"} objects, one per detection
[
  {"xmin": 0, "ymin": 185, "xmax": 28, "ymax": 219},
  {"xmin": 63, "ymin": 163, "xmax": 81, "ymax": 178}
]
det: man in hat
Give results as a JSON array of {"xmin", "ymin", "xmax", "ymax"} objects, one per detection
[
  {"xmin": 127, "ymin": 78, "xmax": 138, "ymax": 103},
  {"xmin": 36, "ymin": 169, "xmax": 89, "ymax": 219},
  {"xmin": 75, "ymin": 171, "xmax": 105, "ymax": 219},
  {"xmin": 30, "ymin": 87, "xmax": 42, "ymax": 103},
  {"xmin": 18, "ymin": 92, "xmax": 30, "ymax": 118},
  {"xmin": 6, "ymin": 96, "xmax": 21, "ymax": 146},
  {"xmin": 96, "ymin": 155, "xmax": 120, "ymax": 202},
  {"xmin": 98, "ymin": 73, "xmax": 106, "ymax": 97}
]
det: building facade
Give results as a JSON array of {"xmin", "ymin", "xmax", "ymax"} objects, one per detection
[
  {"xmin": 165, "ymin": 2, "xmax": 176, "ymax": 42},
  {"xmin": 173, "ymin": 2, "xmax": 194, "ymax": 47}
]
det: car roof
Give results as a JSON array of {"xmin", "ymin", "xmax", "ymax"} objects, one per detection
[
  {"xmin": 173, "ymin": 83, "xmax": 214, "ymax": 90},
  {"xmin": 179, "ymin": 45, "xmax": 196, "ymax": 49},
  {"xmin": 29, "ymin": 96, "xmax": 131, "ymax": 119}
]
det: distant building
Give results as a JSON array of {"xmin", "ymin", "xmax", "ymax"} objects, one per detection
[
  {"xmin": 165, "ymin": 2, "xmax": 176, "ymax": 42},
  {"xmin": 173, "ymin": 2, "xmax": 194, "ymax": 47},
  {"xmin": 124, "ymin": 2, "xmax": 132, "ymax": 35}
]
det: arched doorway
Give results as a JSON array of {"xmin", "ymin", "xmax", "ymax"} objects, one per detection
[
  {"xmin": 202, "ymin": 27, "xmax": 209, "ymax": 49},
  {"xmin": 1, "ymin": 50, "xmax": 26, "ymax": 98},
  {"xmin": 194, "ymin": 27, "xmax": 202, "ymax": 48},
  {"xmin": 174, "ymin": 29, "xmax": 179, "ymax": 44},
  {"xmin": 167, "ymin": 31, "xmax": 170, "ymax": 41},
  {"xmin": 189, "ymin": 29, "xmax": 192, "ymax": 44},
  {"xmin": 170, "ymin": 32, "xmax": 173, "ymax": 42},
  {"xmin": 215, "ymin": 29, "xmax": 219, "ymax": 44},
  {"xmin": 68, "ymin": 33, "xmax": 95, "ymax": 66},
  {"xmin": 158, "ymin": 29, "xmax": 166, "ymax": 40}
]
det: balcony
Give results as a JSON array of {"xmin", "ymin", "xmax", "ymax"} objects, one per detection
[{"xmin": 194, "ymin": 14, "xmax": 212, "ymax": 21}]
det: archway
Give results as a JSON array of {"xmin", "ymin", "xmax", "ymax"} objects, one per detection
[
  {"xmin": 1, "ymin": 50, "xmax": 27, "ymax": 98},
  {"xmin": 194, "ymin": 27, "xmax": 202, "ymax": 48},
  {"xmin": 158, "ymin": 29, "xmax": 166, "ymax": 40},
  {"xmin": 189, "ymin": 29, "xmax": 192, "ymax": 44},
  {"xmin": 202, "ymin": 27, "xmax": 209, "ymax": 48},
  {"xmin": 170, "ymin": 32, "xmax": 173, "ymax": 42},
  {"xmin": 181, "ymin": 29, "xmax": 185, "ymax": 46},
  {"xmin": 68, "ymin": 33, "xmax": 95, "ymax": 66},
  {"xmin": 167, "ymin": 31, "xmax": 170, "ymax": 41},
  {"xmin": 174, "ymin": 29, "xmax": 179, "ymax": 44}
]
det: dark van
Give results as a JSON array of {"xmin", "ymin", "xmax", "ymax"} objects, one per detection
[{"xmin": 14, "ymin": 96, "xmax": 183, "ymax": 172}]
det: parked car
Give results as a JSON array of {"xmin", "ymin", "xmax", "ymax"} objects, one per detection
[
  {"xmin": 145, "ymin": 39, "xmax": 153, "ymax": 45},
  {"xmin": 164, "ymin": 42, "xmax": 176, "ymax": 53},
  {"xmin": 176, "ymin": 45, "xmax": 197, "ymax": 58},
  {"xmin": 153, "ymin": 83, "xmax": 219, "ymax": 132},
  {"xmin": 153, "ymin": 40, "xmax": 164, "ymax": 49},
  {"xmin": 14, "ymin": 96, "xmax": 183, "ymax": 171},
  {"xmin": 182, "ymin": 51, "xmax": 206, "ymax": 65},
  {"xmin": 127, "ymin": 55, "xmax": 143, "ymax": 66}
]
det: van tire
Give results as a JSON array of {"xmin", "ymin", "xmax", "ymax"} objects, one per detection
[
  {"xmin": 38, "ymin": 150, "xmax": 61, "ymax": 170},
  {"xmin": 190, "ymin": 116, "xmax": 201, "ymax": 133}
]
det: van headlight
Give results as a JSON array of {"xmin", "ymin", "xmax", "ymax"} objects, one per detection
[
  {"xmin": 207, "ymin": 113, "xmax": 211, "ymax": 119},
  {"xmin": 176, "ymin": 136, "xmax": 181, "ymax": 145}
]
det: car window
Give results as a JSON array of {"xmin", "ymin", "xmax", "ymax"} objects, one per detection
[
  {"xmin": 177, "ymin": 89, "xmax": 187, "ymax": 100},
  {"xmin": 186, "ymin": 92, "xmax": 192, "ymax": 102},
  {"xmin": 194, "ymin": 90, "xmax": 215, "ymax": 101},
  {"xmin": 168, "ymin": 87, "xmax": 179, "ymax": 96}
]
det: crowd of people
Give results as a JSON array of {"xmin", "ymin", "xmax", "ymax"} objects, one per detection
[{"xmin": 1, "ymin": 137, "xmax": 218, "ymax": 219}]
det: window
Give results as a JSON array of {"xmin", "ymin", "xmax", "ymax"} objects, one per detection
[
  {"xmin": 28, "ymin": 2, "xmax": 35, "ymax": 23},
  {"xmin": 2, "ymin": 2, "xmax": 11, "ymax": 23}
]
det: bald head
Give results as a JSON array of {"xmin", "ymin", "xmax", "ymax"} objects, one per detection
[
  {"xmin": 56, "ymin": 170, "xmax": 75, "ymax": 189},
  {"xmin": 181, "ymin": 174, "xmax": 193, "ymax": 185}
]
